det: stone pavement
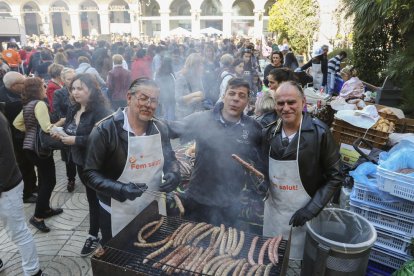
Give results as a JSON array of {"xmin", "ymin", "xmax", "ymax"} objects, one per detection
[
  {"xmin": 0, "ymin": 153, "xmax": 93, "ymax": 276},
  {"xmin": 0, "ymin": 152, "xmax": 301, "ymax": 276}
]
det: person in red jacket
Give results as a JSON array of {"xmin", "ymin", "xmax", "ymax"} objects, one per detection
[
  {"xmin": 131, "ymin": 49, "xmax": 152, "ymax": 80},
  {"xmin": 46, "ymin": 63, "xmax": 64, "ymax": 112}
]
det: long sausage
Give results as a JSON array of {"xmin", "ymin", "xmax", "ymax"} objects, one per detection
[
  {"xmin": 164, "ymin": 245, "xmax": 192, "ymax": 274},
  {"xmin": 239, "ymin": 262, "xmax": 250, "ymax": 275},
  {"xmin": 181, "ymin": 222, "xmax": 205, "ymax": 245},
  {"xmin": 226, "ymin": 228, "xmax": 233, "ymax": 253},
  {"xmin": 194, "ymin": 247, "xmax": 215, "ymax": 274},
  {"xmin": 264, "ymin": 263, "xmax": 273, "ymax": 276},
  {"xmin": 171, "ymin": 222, "xmax": 188, "ymax": 241},
  {"xmin": 248, "ymin": 236, "xmax": 259, "ymax": 265},
  {"xmin": 246, "ymin": 264, "xmax": 260, "ymax": 276},
  {"xmin": 137, "ymin": 220, "xmax": 159, "ymax": 243},
  {"xmin": 232, "ymin": 259, "xmax": 246, "ymax": 276},
  {"xmin": 216, "ymin": 259, "xmax": 235, "ymax": 276},
  {"xmin": 174, "ymin": 223, "xmax": 194, "ymax": 247},
  {"xmin": 187, "ymin": 223, "xmax": 213, "ymax": 244},
  {"xmin": 213, "ymin": 224, "xmax": 226, "ymax": 250},
  {"xmin": 203, "ymin": 255, "xmax": 229, "ymax": 274},
  {"xmin": 142, "ymin": 217, "xmax": 165, "ymax": 240},
  {"xmin": 230, "ymin": 228, "xmax": 238, "ymax": 254},
  {"xmin": 274, "ymin": 235, "xmax": 282, "ymax": 264},
  {"xmin": 258, "ymin": 238, "xmax": 272, "ymax": 265},
  {"xmin": 150, "ymin": 243, "xmax": 182, "ymax": 267},
  {"xmin": 268, "ymin": 236, "xmax": 277, "ymax": 265},
  {"xmin": 231, "ymin": 154, "xmax": 265, "ymax": 179},
  {"xmin": 133, "ymin": 235, "xmax": 169, "ymax": 248},
  {"xmin": 208, "ymin": 256, "xmax": 233, "ymax": 275},
  {"xmin": 173, "ymin": 193, "xmax": 185, "ymax": 216},
  {"xmin": 219, "ymin": 231, "xmax": 228, "ymax": 255},
  {"xmin": 173, "ymin": 246, "xmax": 197, "ymax": 273},
  {"xmin": 209, "ymin": 227, "xmax": 220, "ymax": 247},
  {"xmin": 143, "ymin": 238, "xmax": 173, "ymax": 264},
  {"xmin": 254, "ymin": 265, "xmax": 266, "ymax": 276},
  {"xmin": 232, "ymin": 230, "xmax": 245, "ymax": 257},
  {"xmin": 193, "ymin": 226, "xmax": 215, "ymax": 246},
  {"xmin": 222, "ymin": 259, "xmax": 242, "ymax": 276},
  {"xmin": 184, "ymin": 247, "xmax": 204, "ymax": 272}
]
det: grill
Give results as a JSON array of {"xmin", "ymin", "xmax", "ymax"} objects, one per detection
[{"xmin": 91, "ymin": 201, "xmax": 291, "ymax": 275}]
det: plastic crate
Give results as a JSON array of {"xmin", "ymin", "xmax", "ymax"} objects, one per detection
[
  {"xmin": 370, "ymin": 246, "xmax": 412, "ymax": 270},
  {"xmin": 349, "ymin": 201, "xmax": 414, "ymax": 236},
  {"xmin": 332, "ymin": 130, "xmax": 387, "ymax": 149},
  {"xmin": 351, "ymin": 182, "xmax": 414, "ymax": 218},
  {"xmin": 375, "ymin": 229, "xmax": 413, "ymax": 257},
  {"xmin": 377, "ymin": 167, "xmax": 414, "ymax": 202},
  {"xmin": 366, "ymin": 261, "xmax": 396, "ymax": 276}
]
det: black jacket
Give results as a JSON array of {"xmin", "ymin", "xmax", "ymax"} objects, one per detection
[
  {"xmin": 51, "ymin": 86, "xmax": 72, "ymax": 123},
  {"xmin": 63, "ymin": 104, "xmax": 112, "ymax": 167},
  {"xmin": 0, "ymin": 85, "xmax": 25, "ymax": 141},
  {"xmin": 168, "ymin": 102, "xmax": 266, "ymax": 208},
  {"xmin": 82, "ymin": 108, "xmax": 180, "ymax": 205},
  {"xmin": 0, "ymin": 111, "xmax": 22, "ymax": 195},
  {"xmin": 263, "ymin": 113, "xmax": 342, "ymax": 216}
]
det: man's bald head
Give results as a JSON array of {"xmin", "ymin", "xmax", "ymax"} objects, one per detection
[{"xmin": 3, "ymin": 72, "xmax": 25, "ymax": 93}]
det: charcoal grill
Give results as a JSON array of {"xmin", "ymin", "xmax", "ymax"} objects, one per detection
[{"xmin": 91, "ymin": 201, "xmax": 291, "ymax": 275}]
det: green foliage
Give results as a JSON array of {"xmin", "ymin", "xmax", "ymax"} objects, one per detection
[
  {"xmin": 268, "ymin": 0, "xmax": 319, "ymax": 54},
  {"xmin": 342, "ymin": 0, "xmax": 414, "ymax": 114}
]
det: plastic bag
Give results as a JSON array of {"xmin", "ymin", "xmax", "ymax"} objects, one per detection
[
  {"xmin": 350, "ymin": 162, "xmax": 400, "ymax": 202},
  {"xmin": 380, "ymin": 140, "xmax": 414, "ymax": 162},
  {"xmin": 379, "ymin": 149, "xmax": 414, "ymax": 175}
]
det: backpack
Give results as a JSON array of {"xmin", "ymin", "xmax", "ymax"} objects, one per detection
[{"xmin": 208, "ymin": 68, "xmax": 232, "ymax": 103}]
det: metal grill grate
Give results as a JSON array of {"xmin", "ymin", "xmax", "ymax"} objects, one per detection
[{"xmin": 92, "ymin": 203, "xmax": 289, "ymax": 275}]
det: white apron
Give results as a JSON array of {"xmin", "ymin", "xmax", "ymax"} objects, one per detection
[
  {"xmin": 263, "ymin": 118, "xmax": 311, "ymax": 260},
  {"xmin": 312, "ymin": 63, "xmax": 323, "ymax": 90},
  {"xmin": 111, "ymin": 115, "xmax": 166, "ymax": 236}
]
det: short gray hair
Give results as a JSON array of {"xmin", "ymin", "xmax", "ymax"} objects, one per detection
[
  {"xmin": 3, "ymin": 71, "xmax": 24, "ymax": 89},
  {"xmin": 255, "ymin": 93, "xmax": 275, "ymax": 114}
]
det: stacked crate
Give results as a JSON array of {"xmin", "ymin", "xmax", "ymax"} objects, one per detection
[{"xmin": 349, "ymin": 178, "xmax": 414, "ymax": 272}]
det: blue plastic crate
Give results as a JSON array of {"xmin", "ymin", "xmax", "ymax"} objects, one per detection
[
  {"xmin": 375, "ymin": 229, "xmax": 413, "ymax": 257},
  {"xmin": 366, "ymin": 261, "xmax": 396, "ymax": 276},
  {"xmin": 370, "ymin": 246, "xmax": 412, "ymax": 270},
  {"xmin": 351, "ymin": 182, "xmax": 414, "ymax": 218},
  {"xmin": 350, "ymin": 201, "xmax": 414, "ymax": 236},
  {"xmin": 377, "ymin": 167, "xmax": 414, "ymax": 202}
]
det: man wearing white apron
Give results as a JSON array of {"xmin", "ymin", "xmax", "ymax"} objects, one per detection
[
  {"xmin": 83, "ymin": 78, "xmax": 181, "ymax": 245},
  {"xmin": 263, "ymin": 81, "xmax": 342, "ymax": 260}
]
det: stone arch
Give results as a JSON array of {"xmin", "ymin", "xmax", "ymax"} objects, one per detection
[
  {"xmin": 232, "ymin": 0, "xmax": 254, "ymax": 16},
  {"xmin": 264, "ymin": 0, "xmax": 275, "ymax": 16},
  {"xmin": 108, "ymin": 0, "xmax": 130, "ymax": 23},
  {"xmin": 170, "ymin": 0, "xmax": 191, "ymax": 16},
  {"xmin": 79, "ymin": 0, "xmax": 100, "ymax": 36},
  {"xmin": 142, "ymin": 0, "xmax": 160, "ymax": 16},
  {"xmin": 0, "ymin": 1, "xmax": 12, "ymax": 16},
  {"xmin": 200, "ymin": 0, "xmax": 222, "ymax": 16},
  {"xmin": 50, "ymin": 0, "xmax": 71, "ymax": 36},
  {"xmin": 21, "ymin": 1, "xmax": 41, "ymax": 35}
]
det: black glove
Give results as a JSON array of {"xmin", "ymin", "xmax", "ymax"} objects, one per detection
[
  {"xmin": 289, "ymin": 207, "xmax": 315, "ymax": 227},
  {"xmin": 160, "ymin": 173, "xmax": 180, "ymax": 193},
  {"xmin": 120, "ymin": 182, "xmax": 147, "ymax": 201}
]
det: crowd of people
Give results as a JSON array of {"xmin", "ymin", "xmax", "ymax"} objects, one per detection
[{"xmin": 0, "ymin": 35, "xmax": 355, "ymax": 275}]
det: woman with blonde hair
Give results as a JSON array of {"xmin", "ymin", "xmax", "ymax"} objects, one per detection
[{"xmin": 175, "ymin": 53, "xmax": 205, "ymax": 118}]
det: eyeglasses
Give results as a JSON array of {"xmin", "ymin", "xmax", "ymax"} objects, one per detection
[{"xmin": 132, "ymin": 93, "xmax": 158, "ymax": 106}]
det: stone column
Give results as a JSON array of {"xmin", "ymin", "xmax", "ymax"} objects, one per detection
[
  {"xmin": 98, "ymin": 10, "xmax": 110, "ymax": 35},
  {"xmin": 222, "ymin": 9, "xmax": 232, "ymax": 38},
  {"xmin": 159, "ymin": 9, "xmax": 170, "ymax": 39},
  {"xmin": 39, "ymin": 11, "xmax": 50, "ymax": 36},
  {"xmin": 69, "ymin": 11, "xmax": 81, "ymax": 38},
  {"xmin": 253, "ymin": 9, "xmax": 264, "ymax": 39},
  {"xmin": 191, "ymin": 9, "xmax": 201, "ymax": 37}
]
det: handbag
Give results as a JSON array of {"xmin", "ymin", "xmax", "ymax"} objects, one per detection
[
  {"xmin": 34, "ymin": 125, "xmax": 52, "ymax": 159},
  {"xmin": 38, "ymin": 127, "xmax": 66, "ymax": 150}
]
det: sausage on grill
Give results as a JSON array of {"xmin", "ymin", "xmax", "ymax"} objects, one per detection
[
  {"xmin": 226, "ymin": 228, "xmax": 233, "ymax": 253},
  {"xmin": 274, "ymin": 235, "xmax": 282, "ymax": 264},
  {"xmin": 174, "ymin": 223, "xmax": 194, "ymax": 247},
  {"xmin": 231, "ymin": 154, "xmax": 265, "ymax": 179},
  {"xmin": 150, "ymin": 244, "xmax": 182, "ymax": 267},
  {"xmin": 142, "ymin": 217, "xmax": 165, "ymax": 240},
  {"xmin": 133, "ymin": 235, "xmax": 169, "ymax": 248},
  {"xmin": 203, "ymin": 255, "xmax": 230, "ymax": 274},
  {"xmin": 219, "ymin": 231, "xmax": 228, "ymax": 255},
  {"xmin": 216, "ymin": 258, "xmax": 236, "ymax": 276},
  {"xmin": 230, "ymin": 228, "xmax": 238, "ymax": 254},
  {"xmin": 187, "ymin": 223, "xmax": 213, "ymax": 244},
  {"xmin": 246, "ymin": 264, "xmax": 260, "ymax": 276},
  {"xmin": 209, "ymin": 227, "xmax": 220, "ymax": 247},
  {"xmin": 268, "ymin": 236, "xmax": 277, "ymax": 265},
  {"xmin": 239, "ymin": 262, "xmax": 250, "ymax": 275},
  {"xmin": 137, "ymin": 220, "xmax": 160, "ymax": 243},
  {"xmin": 208, "ymin": 256, "xmax": 233, "ymax": 275},
  {"xmin": 258, "ymin": 238, "xmax": 272, "ymax": 265},
  {"xmin": 181, "ymin": 222, "xmax": 205, "ymax": 245},
  {"xmin": 232, "ymin": 259, "xmax": 246, "ymax": 276},
  {"xmin": 193, "ymin": 226, "xmax": 216, "ymax": 246},
  {"xmin": 232, "ymin": 230, "xmax": 245, "ymax": 257},
  {"xmin": 264, "ymin": 263, "xmax": 273, "ymax": 276},
  {"xmin": 248, "ymin": 236, "xmax": 259, "ymax": 265}
]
